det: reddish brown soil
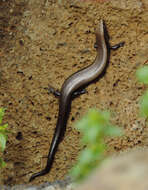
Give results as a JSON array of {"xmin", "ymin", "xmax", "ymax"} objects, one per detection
[{"xmin": 0, "ymin": 0, "xmax": 147, "ymax": 185}]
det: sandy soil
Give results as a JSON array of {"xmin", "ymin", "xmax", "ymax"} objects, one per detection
[{"xmin": 0, "ymin": 0, "xmax": 147, "ymax": 185}]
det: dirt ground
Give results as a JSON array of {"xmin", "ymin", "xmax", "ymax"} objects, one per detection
[{"xmin": 0, "ymin": 0, "xmax": 147, "ymax": 186}]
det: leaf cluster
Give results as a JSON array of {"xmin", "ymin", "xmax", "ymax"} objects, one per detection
[
  {"xmin": 136, "ymin": 66, "xmax": 148, "ymax": 117},
  {"xmin": 70, "ymin": 109, "xmax": 123, "ymax": 182},
  {"xmin": 0, "ymin": 108, "xmax": 8, "ymax": 168}
]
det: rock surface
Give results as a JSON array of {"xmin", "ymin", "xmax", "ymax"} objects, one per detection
[{"xmin": 77, "ymin": 148, "xmax": 148, "ymax": 190}]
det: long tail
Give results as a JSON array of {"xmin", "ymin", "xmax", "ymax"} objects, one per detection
[
  {"xmin": 29, "ymin": 96, "xmax": 69, "ymax": 182},
  {"xmin": 29, "ymin": 132, "xmax": 61, "ymax": 181}
]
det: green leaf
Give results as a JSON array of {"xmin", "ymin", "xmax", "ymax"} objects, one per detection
[
  {"xmin": 104, "ymin": 125, "xmax": 123, "ymax": 136},
  {"xmin": 0, "ymin": 133, "xmax": 7, "ymax": 151},
  {"xmin": 78, "ymin": 149, "xmax": 94, "ymax": 165},
  {"xmin": 0, "ymin": 123, "xmax": 8, "ymax": 130},
  {"xmin": 140, "ymin": 90, "xmax": 148, "ymax": 117},
  {"xmin": 136, "ymin": 66, "xmax": 148, "ymax": 84},
  {"xmin": 76, "ymin": 117, "xmax": 89, "ymax": 132},
  {"xmin": 70, "ymin": 163, "xmax": 81, "ymax": 178},
  {"xmin": 89, "ymin": 109, "xmax": 110, "ymax": 125},
  {"xmin": 0, "ymin": 158, "xmax": 6, "ymax": 168},
  {"xmin": 0, "ymin": 108, "xmax": 5, "ymax": 124},
  {"xmin": 92, "ymin": 143, "xmax": 106, "ymax": 155},
  {"xmin": 81, "ymin": 124, "xmax": 102, "ymax": 144}
]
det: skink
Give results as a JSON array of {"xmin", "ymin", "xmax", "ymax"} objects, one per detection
[{"xmin": 29, "ymin": 20, "xmax": 124, "ymax": 181}]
